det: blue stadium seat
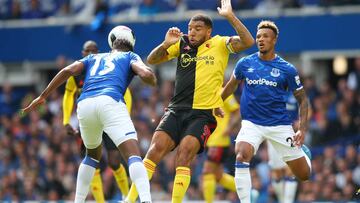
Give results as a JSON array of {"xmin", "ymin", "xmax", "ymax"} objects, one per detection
[
  {"xmin": 299, "ymin": 0, "xmax": 320, "ymax": 6},
  {"xmin": 0, "ymin": 0, "xmax": 11, "ymax": 19},
  {"xmin": 185, "ymin": 0, "xmax": 219, "ymax": 11},
  {"xmin": 108, "ymin": 0, "xmax": 134, "ymax": 16},
  {"xmin": 155, "ymin": 0, "xmax": 178, "ymax": 12}
]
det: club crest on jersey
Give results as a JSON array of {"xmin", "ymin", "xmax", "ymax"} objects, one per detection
[
  {"xmin": 183, "ymin": 45, "xmax": 191, "ymax": 51},
  {"xmin": 270, "ymin": 68, "xmax": 280, "ymax": 77}
]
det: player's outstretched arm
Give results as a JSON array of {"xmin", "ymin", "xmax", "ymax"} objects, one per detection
[
  {"xmin": 218, "ymin": 0, "xmax": 254, "ymax": 52},
  {"xmin": 22, "ymin": 61, "xmax": 84, "ymax": 113},
  {"xmin": 132, "ymin": 61, "xmax": 157, "ymax": 86},
  {"xmin": 293, "ymin": 88, "xmax": 310, "ymax": 146},
  {"xmin": 63, "ymin": 78, "xmax": 77, "ymax": 125},
  {"xmin": 221, "ymin": 74, "xmax": 239, "ymax": 101},
  {"xmin": 147, "ymin": 27, "xmax": 182, "ymax": 65}
]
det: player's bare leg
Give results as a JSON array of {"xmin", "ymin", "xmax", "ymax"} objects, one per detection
[
  {"xmin": 107, "ymin": 149, "xmax": 129, "ymax": 198},
  {"xmin": 146, "ymin": 131, "xmax": 176, "ymax": 164},
  {"xmin": 234, "ymin": 141, "xmax": 254, "ymax": 203},
  {"xmin": 203, "ymin": 161, "xmax": 222, "ymax": 180},
  {"xmin": 286, "ymin": 156, "xmax": 311, "ymax": 181}
]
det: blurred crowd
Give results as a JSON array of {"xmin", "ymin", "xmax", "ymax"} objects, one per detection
[
  {"xmin": 0, "ymin": 54, "xmax": 359, "ymax": 201},
  {"xmin": 1, "ymin": 0, "xmax": 360, "ymax": 21}
]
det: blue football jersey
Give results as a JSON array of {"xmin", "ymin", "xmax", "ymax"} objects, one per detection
[
  {"xmin": 233, "ymin": 52, "xmax": 303, "ymax": 126},
  {"xmin": 78, "ymin": 51, "xmax": 140, "ymax": 103}
]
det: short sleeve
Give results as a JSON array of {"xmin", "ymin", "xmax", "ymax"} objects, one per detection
[
  {"xmin": 129, "ymin": 52, "xmax": 142, "ymax": 64},
  {"xmin": 78, "ymin": 54, "xmax": 93, "ymax": 70},
  {"xmin": 215, "ymin": 35, "xmax": 231, "ymax": 54},
  {"xmin": 166, "ymin": 40, "xmax": 180, "ymax": 60},
  {"xmin": 233, "ymin": 57, "xmax": 247, "ymax": 80},
  {"xmin": 287, "ymin": 65, "xmax": 303, "ymax": 92},
  {"xmin": 225, "ymin": 36, "xmax": 236, "ymax": 54}
]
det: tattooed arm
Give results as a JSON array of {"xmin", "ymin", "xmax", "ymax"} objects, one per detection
[
  {"xmin": 217, "ymin": 0, "xmax": 254, "ymax": 53},
  {"xmin": 147, "ymin": 44, "xmax": 170, "ymax": 65},
  {"xmin": 293, "ymin": 88, "xmax": 310, "ymax": 146},
  {"xmin": 147, "ymin": 27, "xmax": 182, "ymax": 65}
]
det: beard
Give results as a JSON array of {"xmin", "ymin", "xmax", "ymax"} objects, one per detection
[
  {"xmin": 258, "ymin": 45, "xmax": 269, "ymax": 54},
  {"xmin": 190, "ymin": 36, "xmax": 206, "ymax": 48},
  {"xmin": 259, "ymin": 49, "xmax": 268, "ymax": 54}
]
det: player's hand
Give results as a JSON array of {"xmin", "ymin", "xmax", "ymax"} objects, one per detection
[
  {"xmin": 65, "ymin": 124, "xmax": 79, "ymax": 136},
  {"xmin": 163, "ymin": 27, "xmax": 182, "ymax": 48},
  {"xmin": 217, "ymin": 0, "xmax": 234, "ymax": 19},
  {"xmin": 21, "ymin": 96, "xmax": 45, "ymax": 114},
  {"xmin": 214, "ymin": 107, "xmax": 225, "ymax": 118},
  {"xmin": 293, "ymin": 130, "xmax": 305, "ymax": 147}
]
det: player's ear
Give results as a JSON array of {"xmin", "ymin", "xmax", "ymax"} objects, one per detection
[
  {"xmin": 207, "ymin": 28, "xmax": 212, "ymax": 37},
  {"xmin": 273, "ymin": 35, "xmax": 278, "ymax": 44}
]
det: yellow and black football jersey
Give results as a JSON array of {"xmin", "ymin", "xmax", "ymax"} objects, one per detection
[{"xmin": 166, "ymin": 35, "xmax": 232, "ymax": 109}]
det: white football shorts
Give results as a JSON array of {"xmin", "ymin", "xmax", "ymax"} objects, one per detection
[
  {"xmin": 267, "ymin": 140, "xmax": 287, "ymax": 169},
  {"xmin": 77, "ymin": 95, "xmax": 137, "ymax": 149},
  {"xmin": 236, "ymin": 120, "xmax": 305, "ymax": 163}
]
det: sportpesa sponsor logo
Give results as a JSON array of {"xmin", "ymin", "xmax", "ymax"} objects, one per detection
[
  {"xmin": 246, "ymin": 78, "xmax": 277, "ymax": 87},
  {"xmin": 180, "ymin": 54, "xmax": 214, "ymax": 67}
]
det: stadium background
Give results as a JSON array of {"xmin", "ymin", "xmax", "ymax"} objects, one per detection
[{"xmin": 0, "ymin": 0, "xmax": 359, "ymax": 202}]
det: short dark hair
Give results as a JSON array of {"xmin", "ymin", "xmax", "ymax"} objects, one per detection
[
  {"xmin": 190, "ymin": 14, "xmax": 213, "ymax": 28},
  {"xmin": 257, "ymin": 20, "xmax": 279, "ymax": 37},
  {"xmin": 83, "ymin": 40, "xmax": 98, "ymax": 50},
  {"xmin": 112, "ymin": 39, "xmax": 133, "ymax": 52}
]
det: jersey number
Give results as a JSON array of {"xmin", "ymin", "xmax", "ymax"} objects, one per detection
[
  {"xmin": 286, "ymin": 137, "xmax": 295, "ymax": 147},
  {"xmin": 90, "ymin": 55, "xmax": 115, "ymax": 76}
]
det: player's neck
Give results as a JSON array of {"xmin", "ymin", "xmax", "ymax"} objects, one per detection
[
  {"xmin": 111, "ymin": 48, "xmax": 129, "ymax": 53},
  {"xmin": 258, "ymin": 51, "xmax": 276, "ymax": 61}
]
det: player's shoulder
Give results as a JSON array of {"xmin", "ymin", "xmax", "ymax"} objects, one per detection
[
  {"xmin": 238, "ymin": 52, "xmax": 258, "ymax": 63},
  {"xmin": 276, "ymin": 55, "xmax": 297, "ymax": 71},
  {"xmin": 211, "ymin": 35, "xmax": 224, "ymax": 40},
  {"xmin": 86, "ymin": 53, "xmax": 108, "ymax": 60},
  {"xmin": 111, "ymin": 51, "xmax": 137, "ymax": 60},
  {"xmin": 92, "ymin": 53, "xmax": 107, "ymax": 57},
  {"xmin": 247, "ymin": 52, "xmax": 259, "ymax": 60},
  {"xmin": 211, "ymin": 35, "xmax": 229, "ymax": 44},
  {"xmin": 127, "ymin": 51, "xmax": 142, "ymax": 59}
]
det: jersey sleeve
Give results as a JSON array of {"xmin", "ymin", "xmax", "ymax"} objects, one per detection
[
  {"xmin": 224, "ymin": 36, "xmax": 237, "ymax": 54},
  {"xmin": 166, "ymin": 40, "xmax": 180, "ymax": 60},
  {"xmin": 215, "ymin": 35, "xmax": 231, "ymax": 54},
  {"xmin": 129, "ymin": 52, "xmax": 142, "ymax": 64},
  {"xmin": 62, "ymin": 76, "xmax": 77, "ymax": 125},
  {"xmin": 233, "ymin": 57, "xmax": 247, "ymax": 80},
  {"xmin": 78, "ymin": 54, "xmax": 92, "ymax": 70},
  {"xmin": 287, "ymin": 65, "xmax": 303, "ymax": 92},
  {"xmin": 224, "ymin": 94, "xmax": 240, "ymax": 112}
]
